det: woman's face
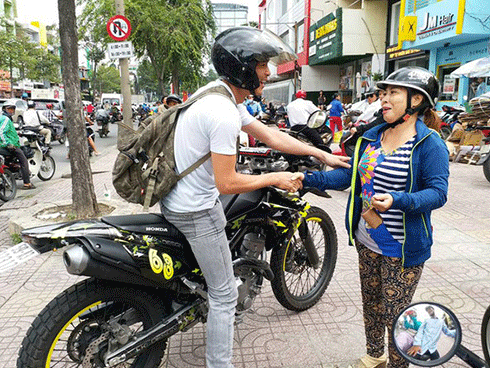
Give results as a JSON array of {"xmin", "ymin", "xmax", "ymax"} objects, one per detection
[
  {"xmin": 381, "ymin": 86, "xmax": 408, "ymax": 124},
  {"xmin": 381, "ymin": 86, "xmax": 424, "ymax": 124}
]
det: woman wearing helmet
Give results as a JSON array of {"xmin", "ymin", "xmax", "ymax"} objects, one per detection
[
  {"xmin": 161, "ymin": 26, "xmax": 349, "ymax": 368},
  {"xmin": 292, "ymin": 67, "xmax": 449, "ymax": 368},
  {"xmin": 165, "ymin": 94, "xmax": 182, "ymax": 108}
]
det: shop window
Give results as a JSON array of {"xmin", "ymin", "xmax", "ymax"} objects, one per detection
[
  {"xmin": 390, "ymin": 2, "xmax": 401, "ymax": 46},
  {"xmin": 468, "ymin": 77, "xmax": 490, "ymax": 100},
  {"xmin": 438, "ymin": 65, "xmax": 460, "ymax": 101},
  {"xmin": 296, "ymin": 21, "xmax": 304, "ymax": 53}
]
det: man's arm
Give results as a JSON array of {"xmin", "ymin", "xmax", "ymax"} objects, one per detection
[
  {"xmin": 212, "ymin": 152, "xmax": 302, "ymax": 195},
  {"xmin": 242, "ymin": 120, "xmax": 350, "ymax": 168}
]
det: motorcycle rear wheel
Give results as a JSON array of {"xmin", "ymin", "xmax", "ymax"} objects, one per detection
[
  {"xmin": 482, "ymin": 305, "xmax": 490, "ymax": 363},
  {"xmin": 17, "ymin": 278, "xmax": 167, "ymax": 368},
  {"xmin": 483, "ymin": 158, "xmax": 490, "ymax": 183},
  {"xmin": 37, "ymin": 154, "xmax": 56, "ymax": 181},
  {"xmin": 0, "ymin": 169, "xmax": 17, "ymax": 201},
  {"xmin": 58, "ymin": 131, "xmax": 66, "ymax": 145},
  {"xmin": 270, "ymin": 206, "xmax": 337, "ymax": 311}
]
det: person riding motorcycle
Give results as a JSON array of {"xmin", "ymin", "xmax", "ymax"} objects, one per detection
[
  {"xmin": 287, "ymin": 90, "xmax": 329, "ymax": 151},
  {"xmin": 23, "ymin": 101, "xmax": 52, "ymax": 146},
  {"xmin": 0, "ymin": 100, "xmax": 35, "ymax": 189},
  {"xmin": 356, "ymin": 86, "xmax": 382, "ymax": 125},
  {"xmin": 160, "ymin": 26, "xmax": 349, "ymax": 368},
  {"xmin": 42, "ymin": 103, "xmax": 62, "ymax": 123}
]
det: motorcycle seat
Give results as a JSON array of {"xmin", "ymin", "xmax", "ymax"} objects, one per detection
[{"xmin": 101, "ymin": 213, "xmax": 186, "ymax": 240}]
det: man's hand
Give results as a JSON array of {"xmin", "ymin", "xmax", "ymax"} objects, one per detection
[
  {"xmin": 271, "ymin": 172, "xmax": 303, "ymax": 193},
  {"xmin": 313, "ymin": 150, "xmax": 351, "ymax": 169},
  {"xmin": 407, "ymin": 345, "xmax": 421, "ymax": 357},
  {"xmin": 371, "ymin": 193, "xmax": 393, "ymax": 212}
]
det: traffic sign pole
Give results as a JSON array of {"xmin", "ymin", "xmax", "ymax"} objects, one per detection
[{"xmin": 113, "ymin": 0, "xmax": 132, "ymax": 148}]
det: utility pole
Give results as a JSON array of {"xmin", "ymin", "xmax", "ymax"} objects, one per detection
[{"xmin": 114, "ymin": 0, "xmax": 132, "ymax": 146}]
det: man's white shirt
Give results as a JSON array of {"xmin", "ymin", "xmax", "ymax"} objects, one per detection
[
  {"xmin": 161, "ymin": 80, "xmax": 253, "ymax": 213},
  {"xmin": 287, "ymin": 98, "xmax": 319, "ymax": 128},
  {"xmin": 23, "ymin": 109, "xmax": 49, "ymax": 127}
]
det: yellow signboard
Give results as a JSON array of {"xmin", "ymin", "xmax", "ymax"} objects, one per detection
[
  {"xmin": 399, "ymin": 16, "xmax": 417, "ymax": 42},
  {"xmin": 315, "ymin": 19, "xmax": 337, "ymax": 40}
]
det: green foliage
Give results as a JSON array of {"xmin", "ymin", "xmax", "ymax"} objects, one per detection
[
  {"xmin": 78, "ymin": 0, "xmax": 216, "ymax": 95},
  {"xmin": 372, "ymin": 72, "xmax": 383, "ymax": 82},
  {"xmin": 97, "ymin": 65, "xmax": 121, "ymax": 93},
  {"xmin": 136, "ymin": 58, "xmax": 161, "ymax": 96},
  {"xmin": 11, "ymin": 233, "xmax": 22, "ymax": 244}
]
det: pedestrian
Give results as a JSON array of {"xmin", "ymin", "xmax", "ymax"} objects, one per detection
[
  {"xmin": 407, "ymin": 306, "xmax": 456, "ymax": 361},
  {"xmin": 160, "ymin": 26, "xmax": 349, "ymax": 368},
  {"xmin": 0, "ymin": 100, "xmax": 35, "ymax": 189},
  {"xmin": 318, "ymin": 90, "xmax": 327, "ymax": 110},
  {"xmin": 329, "ymin": 92, "xmax": 344, "ymax": 134},
  {"xmin": 291, "ymin": 66, "xmax": 449, "ymax": 368}
]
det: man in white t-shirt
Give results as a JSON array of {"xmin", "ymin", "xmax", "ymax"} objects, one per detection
[
  {"xmin": 23, "ymin": 101, "xmax": 52, "ymax": 145},
  {"xmin": 287, "ymin": 90, "xmax": 328, "ymax": 150},
  {"xmin": 161, "ymin": 27, "xmax": 350, "ymax": 368},
  {"xmin": 356, "ymin": 87, "xmax": 382, "ymax": 125}
]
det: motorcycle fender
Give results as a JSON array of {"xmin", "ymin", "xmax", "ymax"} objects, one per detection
[
  {"xmin": 476, "ymin": 145, "xmax": 490, "ymax": 165},
  {"xmin": 27, "ymin": 149, "xmax": 43, "ymax": 176}
]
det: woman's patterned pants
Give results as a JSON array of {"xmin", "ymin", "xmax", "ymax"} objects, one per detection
[{"xmin": 356, "ymin": 242, "xmax": 424, "ymax": 368}]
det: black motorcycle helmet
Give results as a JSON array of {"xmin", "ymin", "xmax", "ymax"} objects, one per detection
[
  {"xmin": 166, "ymin": 94, "xmax": 182, "ymax": 104},
  {"xmin": 27, "ymin": 101, "xmax": 36, "ymax": 109},
  {"xmin": 211, "ymin": 27, "xmax": 297, "ymax": 94},
  {"xmin": 377, "ymin": 67, "xmax": 440, "ymax": 127}
]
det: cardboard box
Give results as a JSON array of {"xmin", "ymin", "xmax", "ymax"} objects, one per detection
[{"xmin": 460, "ymin": 130, "xmax": 484, "ymax": 146}]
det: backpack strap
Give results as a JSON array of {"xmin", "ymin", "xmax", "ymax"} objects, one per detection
[{"xmin": 142, "ymin": 84, "xmax": 235, "ymax": 210}]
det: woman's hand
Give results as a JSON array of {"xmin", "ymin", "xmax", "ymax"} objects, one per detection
[{"xmin": 371, "ymin": 193, "xmax": 393, "ymax": 212}]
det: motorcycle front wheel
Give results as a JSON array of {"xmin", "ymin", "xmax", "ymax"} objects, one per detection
[
  {"xmin": 481, "ymin": 305, "xmax": 490, "ymax": 363},
  {"xmin": 37, "ymin": 154, "xmax": 56, "ymax": 181},
  {"xmin": 270, "ymin": 206, "xmax": 338, "ymax": 311},
  {"xmin": 0, "ymin": 169, "xmax": 17, "ymax": 201},
  {"xmin": 483, "ymin": 158, "xmax": 490, "ymax": 183},
  {"xmin": 17, "ymin": 278, "xmax": 167, "ymax": 368}
]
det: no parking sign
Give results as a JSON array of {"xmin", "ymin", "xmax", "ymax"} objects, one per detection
[{"xmin": 106, "ymin": 15, "xmax": 131, "ymax": 42}]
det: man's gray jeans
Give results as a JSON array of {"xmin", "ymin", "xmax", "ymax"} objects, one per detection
[{"xmin": 162, "ymin": 199, "xmax": 238, "ymax": 368}]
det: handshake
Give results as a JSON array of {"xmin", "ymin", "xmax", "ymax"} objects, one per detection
[{"xmin": 272, "ymin": 172, "xmax": 305, "ymax": 193}]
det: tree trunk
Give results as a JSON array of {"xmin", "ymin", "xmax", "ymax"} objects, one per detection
[
  {"xmin": 172, "ymin": 72, "xmax": 179, "ymax": 95},
  {"xmin": 58, "ymin": 0, "xmax": 99, "ymax": 218}
]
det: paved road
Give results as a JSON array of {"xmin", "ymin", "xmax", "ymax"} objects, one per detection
[{"xmin": 0, "ymin": 145, "xmax": 489, "ymax": 368}]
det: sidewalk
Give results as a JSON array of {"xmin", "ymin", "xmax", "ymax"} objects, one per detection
[{"xmin": 0, "ymin": 142, "xmax": 489, "ymax": 367}]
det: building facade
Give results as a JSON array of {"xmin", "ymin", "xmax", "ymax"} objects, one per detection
[
  {"xmin": 212, "ymin": 3, "xmax": 248, "ymax": 34},
  {"xmin": 398, "ymin": 0, "xmax": 490, "ymax": 109},
  {"xmin": 259, "ymin": 0, "xmax": 388, "ymax": 105}
]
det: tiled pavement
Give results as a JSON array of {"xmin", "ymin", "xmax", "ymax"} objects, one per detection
[{"xmin": 0, "ymin": 144, "xmax": 489, "ymax": 368}]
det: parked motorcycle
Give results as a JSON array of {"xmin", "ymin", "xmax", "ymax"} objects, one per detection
[
  {"xmin": 439, "ymin": 105, "xmax": 466, "ymax": 140},
  {"xmin": 393, "ymin": 301, "xmax": 488, "ymax": 367},
  {"xmin": 237, "ymin": 146, "xmax": 327, "ymax": 174},
  {"xmin": 0, "ymin": 154, "xmax": 16, "ymax": 201},
  {"xmin": 4, "ymin": 130, "xmax": 56, "ymax": 181},
  {"xmin": 16, "ymin": 186, "xmax": 337, "ymax": 367},
  {"xmin": 474, "ymin": 126, "xmax": 490, "ymax": 183}
]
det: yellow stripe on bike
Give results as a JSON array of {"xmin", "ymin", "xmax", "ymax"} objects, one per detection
[
  {"xmin": 46, "ymin": 301, "xmax": 102, "ymax": 367},
  {"xmin": 282, "ymin": 217, "xmax": 322, "ymax": 271}
]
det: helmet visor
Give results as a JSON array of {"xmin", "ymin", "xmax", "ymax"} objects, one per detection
[{"xmin": 257, "ymin": 29, "xmax": 297, "ymax": 65}]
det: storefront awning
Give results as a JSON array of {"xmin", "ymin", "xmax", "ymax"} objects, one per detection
[{"xmin": 450, "ymin": 56, "xmax": 490, "ymax": 78}]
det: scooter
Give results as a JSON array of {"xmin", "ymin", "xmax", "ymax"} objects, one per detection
[
  {"xmin": 0, "ymin": 153, "xmax": 16, "ymax": 201},
  {"xmin": 393, "ymin": 302, "xmax": 488, "ymax": 367},
  {"xmin": 4, "ymin": 130, "xmax": 56, "ymax": 181},
  {"xmin": 95, "ymin": 110, "xmax": 110, "ymax": 138},
  {"xmin": 282, "ymin": 110, "xmax": 333, "ymax": 153},
  {"xmin": 439, "ymin": 105, "xmax": 465, "ymax": 140}
]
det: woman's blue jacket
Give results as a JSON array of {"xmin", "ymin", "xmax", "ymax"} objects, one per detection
[{"xmin": 303, "ymin": 119, "xmax": 449, "ymax": 267}]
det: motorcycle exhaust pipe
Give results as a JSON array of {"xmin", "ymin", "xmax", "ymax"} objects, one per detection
[{"xmin": 63, "ymin": 246, "xmax": 90, "ymax": 275}]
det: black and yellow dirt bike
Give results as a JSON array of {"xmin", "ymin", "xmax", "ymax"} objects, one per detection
[{"xmin": 17, "ymin": 186, "xmax": 337, "ymax": 367}]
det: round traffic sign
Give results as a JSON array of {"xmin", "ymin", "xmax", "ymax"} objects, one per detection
[{"xmin": 107, "ymin": 15, "xmax": 132, "ymax": 42}]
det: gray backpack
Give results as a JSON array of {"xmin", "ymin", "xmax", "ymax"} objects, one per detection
[{"xmin": 112, "ymin": 85, "xmax": 233, "ymax": 210}]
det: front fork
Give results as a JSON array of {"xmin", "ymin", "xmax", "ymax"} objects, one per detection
[{"xmin": 298, "ymin": 219, "xmax": 321, "ymax": 269}]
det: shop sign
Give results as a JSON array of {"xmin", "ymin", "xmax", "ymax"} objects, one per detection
[
  {"xmin": 308, "ymin": 8, "xmax": 342, "ymax": 66},
  {"xmin": 443, "ymin": 75, "xmax": 456, "ymax": 94},
  {"xmin": 386, "ymin": 45, "xmax": 425, "ymax": 60},
  {"xmin": 417, "ymin": 12, "xmax": 456, "ymax": 39}
]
